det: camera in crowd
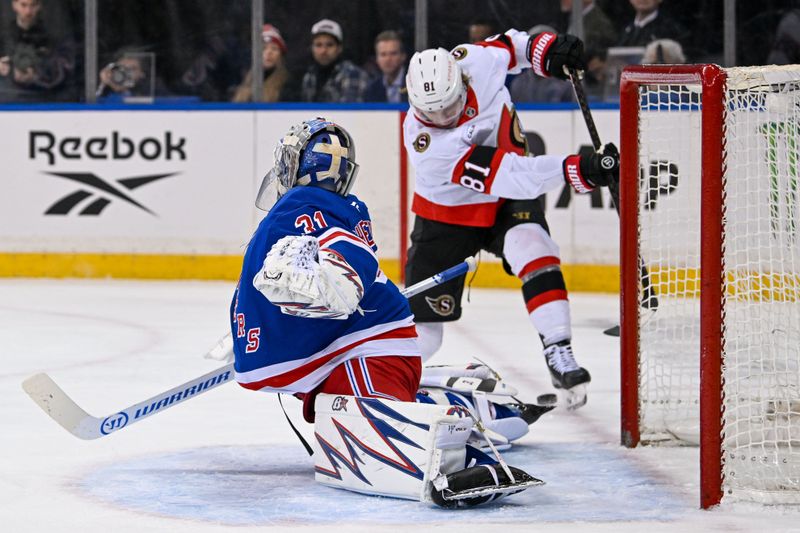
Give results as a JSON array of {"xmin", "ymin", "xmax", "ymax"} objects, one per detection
[
  {"xmin": 106, "ymin": 62, "xmax": 137, "ymax": 89},
  {"xmin": 11, "ymin": 43, "xmax": 44, "ymax": 73},
  {"xmin": 96, "ymin": 52, "xmax": 156, "ymax": 102}
]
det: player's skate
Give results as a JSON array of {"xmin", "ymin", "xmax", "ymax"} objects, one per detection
[
  {"xmin": 543, "ymin": 340, "xmax": 591, "ymax": 410},
  {"xmin": 430, "ymin": 463, "xmax": 543, "ymax": 509}
]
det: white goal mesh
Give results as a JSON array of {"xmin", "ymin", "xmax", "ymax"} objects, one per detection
[{"xmin": 630, "ymin": 65, "xmax": 800, "ymax": 505}]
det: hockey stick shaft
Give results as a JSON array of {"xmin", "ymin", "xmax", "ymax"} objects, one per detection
[
  {"xmin": 567, "ymin": 68, "xmax": 658, "ymax": 314},
  {"xmin": 22, "ymin": 364, "xmax": 235, "ymax": 440},
  {"xmin": 401, "ymin": 255, "xmax": 476, "ymax": 299},
  {"xmin": 568, "ymin": 68, "xmax": 602, "ymax": 151},
  {"xmin": 22, "ymin": 257, "xmax": 478, "ymax": 440}
]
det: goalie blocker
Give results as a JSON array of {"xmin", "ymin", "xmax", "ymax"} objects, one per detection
[{"xmin": 313, "ymin": 393, "xmax": 542, "ymax": 507}]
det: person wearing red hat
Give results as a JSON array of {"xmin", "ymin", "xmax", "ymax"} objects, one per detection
[{"xmin": 232, "ymin": 23, "xmax": 291, "ymax": 102}]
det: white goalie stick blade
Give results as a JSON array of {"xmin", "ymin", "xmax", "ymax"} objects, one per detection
[
  {"xmin": 420, "ymin": 376, "xmax": 518, "ymax": 397},
  {"xmin": 22, "ymin": 364, "xmax": 234, "ymax": 440},
  {"xmin": 22, "ymin": 374, "xmax": 97, "ymax": 439},
  {"xmin": 204, "ymin": 333, "xmax": 234, "ymax": 362}
]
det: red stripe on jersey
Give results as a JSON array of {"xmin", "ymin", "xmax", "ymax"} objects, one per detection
[
  {"xmin": 452, "ymin": 145, "xmax": 477, "ymax": 181},
  {"xmin": 518, "ymin": 256, "xmax": 561, "ymax": 279},
  {"xmin": 411, "ymin": 193, "xmax": 500, "ymax": 227},
  {"xmin": 456, "ymin": 86, "xmax": 479, "ymax": 126},
  {"xmin": 238, "ymin": 325, "xmax": 418, "ymax": 391},
  {"xmin": 474, "ymin": 34, "xmax": 517, "ymax": 70},
  {"xmin": 525, "ymin": 289, "xmax": 569, "ymax": 313},
  {"xmin": 318, "ymin": 229, "xmax": 364, "ymax": 247},
  {"xmin": 450, "ymin": 145, "xmax": 505, "ymax": 196}
]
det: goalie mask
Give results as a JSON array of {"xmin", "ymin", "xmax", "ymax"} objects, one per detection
[
  {"xmin": 406, "ymin": 48, "xmax": 466, "ymax": 128},
  {"xmin": 256, "ymin": 118, "xmax": 359, "ymax": 211}
]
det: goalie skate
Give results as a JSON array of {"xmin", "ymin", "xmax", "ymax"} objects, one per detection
[
  {"xmin": 543, "ymin": 340, "xmax": 590, "ymax": 410},
  {"xmin": 430, "ymin": 464, "xmax": 543, "ymax": 508},
  {"xmin": 513, "ymin": 401, "xmax": 555, "ymax": 424}
]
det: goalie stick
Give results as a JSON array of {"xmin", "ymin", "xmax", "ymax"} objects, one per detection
[
  {"xmin": 567, "ymin": 67, "xmax": 658, "ymax": 337},
  {"xmin": 22, "ymin": 256, "xmax": 478, "ymax": 440}
]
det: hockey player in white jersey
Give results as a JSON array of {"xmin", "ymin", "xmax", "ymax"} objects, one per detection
[
  {"xmin": 233, "ymin": 118, "xmax": 542, "ymax": 507},
  {"xmin": 403, "ymin": 30, "xmax": 620, "ymax": 409}
]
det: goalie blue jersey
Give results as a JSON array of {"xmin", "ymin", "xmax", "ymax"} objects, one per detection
[{"xmin": 231, "ymin": 186, "xmax": 419, "ymax": 394}]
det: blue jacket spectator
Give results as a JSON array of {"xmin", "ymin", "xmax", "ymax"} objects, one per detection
[{"xmin": 364, "ymin": 30, "xmax": 407, "ymax": 103}]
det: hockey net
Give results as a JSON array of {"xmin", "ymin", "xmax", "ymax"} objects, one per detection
[{"xmin": 619, "ymin": 64, "xmax": 800, "ymax": 508}]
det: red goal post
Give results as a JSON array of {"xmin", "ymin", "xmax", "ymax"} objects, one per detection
[{"xmin": 619, "ymin": 64, "xmax": 800, "ymax": 509}]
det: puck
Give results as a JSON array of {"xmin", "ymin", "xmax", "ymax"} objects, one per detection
[{"xmin": 537, "ymin": 393, "xmax": 558, "ymax": 405}]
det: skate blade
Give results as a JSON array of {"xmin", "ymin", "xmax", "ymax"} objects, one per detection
[
  {"xmin": 520, "ymin": 403, "xmax": 556, "ymax": 425},
  {"xmin": 442, "ymin": 478, "xmax": 545, "ymax": 501},
  {"xmin": 557, "ymin": 384, "xmax": 587, "ymax": 411}
]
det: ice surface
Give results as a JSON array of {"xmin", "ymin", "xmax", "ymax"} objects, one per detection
[{"xmin": 1, "ymin": 279, "xmax": 798, "ymax": 532}]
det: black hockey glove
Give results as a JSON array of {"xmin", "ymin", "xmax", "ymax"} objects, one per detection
[
  {"xmin": 563, "ymin": 143, "xmax": 620, "ymax": 193},
  {"xmin": 581, "ymin": 143, "xmax": 620, "ymax": 188},
  {"xmin": 528, "ymin": 32, "xmax": 585, "ymax": 80}
]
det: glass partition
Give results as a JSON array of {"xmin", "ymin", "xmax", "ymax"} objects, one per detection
[
  {"xmin": 1, "ymin": 0, "xmax": 790, "ymax": 105},
  {"xmin": 0, "ymin": 0, "xmax": 83, "ymax": 102},
  {"xmin": 736, "ymin": 0, "xmax": 798, "ymax": 67},
  {"xmin": 95, "ymin": 0, "xmax": 250, "ymax": 104},
  {"xmin": 260, "ymin": 0, "xmax": 414, "ymax": 102}
]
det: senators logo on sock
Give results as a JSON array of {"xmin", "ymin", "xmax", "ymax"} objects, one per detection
[{"xmin": 425, "ymin": 294, "xmax": 456, "ymax": 316}]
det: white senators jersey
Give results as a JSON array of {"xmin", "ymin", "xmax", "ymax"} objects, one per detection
[{"xmin": 403, "ymin": 29, "xmax": 566, "ymax": 227}]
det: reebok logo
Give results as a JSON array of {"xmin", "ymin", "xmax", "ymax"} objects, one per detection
[
  {"xmin": 44, "ymin": 171, "xmax": 176, "ymax": 216},
  {"xmin": 531, "ymin": 32, "xmax": 555, "ymax": 77},
  {"xmin": 29, "ymin": 131, "xmax": 187, "ymax": 166}
]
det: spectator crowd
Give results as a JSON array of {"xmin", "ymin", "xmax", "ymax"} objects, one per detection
[{"xmin": 0, "ymin": 0, "xmax": 798, "ymax": 104}]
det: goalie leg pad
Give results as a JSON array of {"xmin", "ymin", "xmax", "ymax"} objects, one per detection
[{"xmin": 313, "ymin": 394, "xmax": 472, "ymax": 501}]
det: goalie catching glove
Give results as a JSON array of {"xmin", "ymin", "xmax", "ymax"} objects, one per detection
[
  {"xmin": 253, "ymin": 235, "xmax": 364, "ymax": 319},
  {"xmin": 562, "ymin": 143, "xmax": 620, "ymax": 193}
]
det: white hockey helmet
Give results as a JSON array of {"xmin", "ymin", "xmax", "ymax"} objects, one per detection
[{"xmin": 406, "ymin": 48, "xmax": 466, "ymax": 128}]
